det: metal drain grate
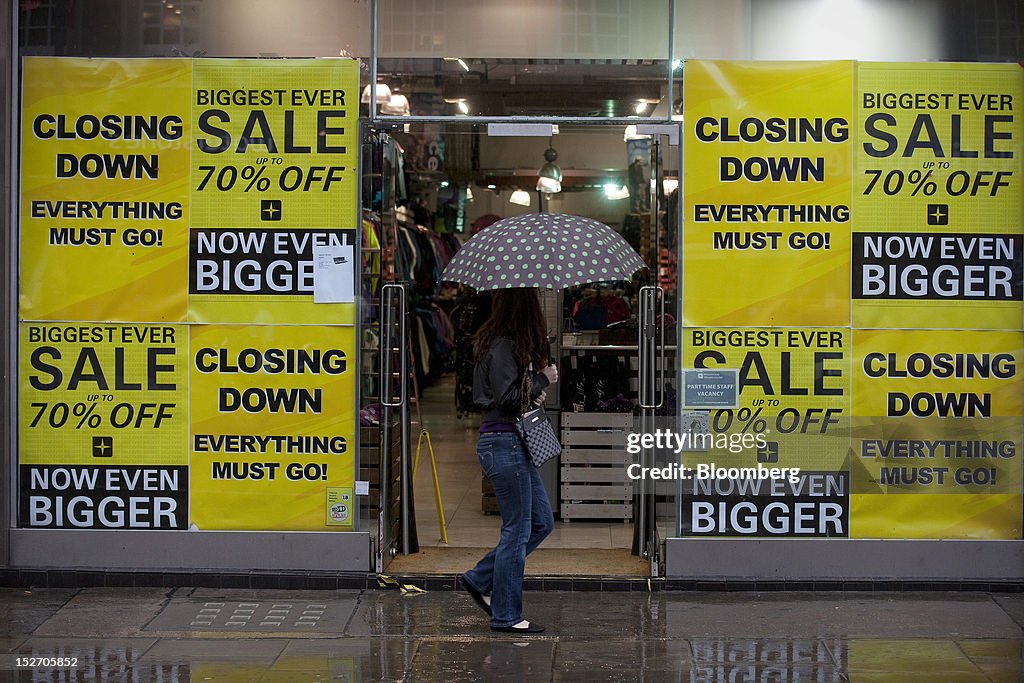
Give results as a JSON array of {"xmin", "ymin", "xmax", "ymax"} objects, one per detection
[{"xmin": 146, "ymin": 599, "xmax": 352, "ymax": 632}]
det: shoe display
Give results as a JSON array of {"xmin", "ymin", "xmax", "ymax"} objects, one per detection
[{"xmin": 359, "ymin": 403, "xmax": 382, "ymax": 426}]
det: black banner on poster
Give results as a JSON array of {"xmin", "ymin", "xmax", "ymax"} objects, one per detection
[
  {"xmin": 188, "ymin": 228, "xmax": 355, "ymax": 295},
  {"xmin": 853, "ymin": 232, "xmax": 1023, "ymax": 301},
  {"xmin": 680, "ymin": 470, "xmax": 849, "ymax": 537},
  {"xmin": 19, "ymin": 465, "xmax": 188, "ymax": 529}
]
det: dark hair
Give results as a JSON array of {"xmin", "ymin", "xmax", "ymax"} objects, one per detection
[{"xmin": 473, "ymin": 289, "xmax": 549, "ymax": 368}]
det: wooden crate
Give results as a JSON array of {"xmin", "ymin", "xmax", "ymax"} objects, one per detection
[
  {"xmin": 481, "ymin": 475, "xmax": 499, "ymax": 514},
  {"xmin": 560, "ymin": 412, "xmax": 633, "ymax": 522}
]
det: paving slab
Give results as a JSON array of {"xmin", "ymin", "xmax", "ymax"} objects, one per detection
[
  {"xmin": 552, "ymin": 639, "xmax": 694, "ymax": 682},
  {"xmin": 689, "ymin": 637, "xmax": 837, "ymax": 665},
  {"xmin": 2, "ymin": 588, "xmax": 1023, "ymax": 681},
  {"xmin": 408, "ymin": 638, "xmax": 554, "ymax": 683},
  {"xmin": 13, "ymin": 637, "xmax": 158, "ymax": 681},
  {"xmin": 0, "ymin": 638, "xmax": 27, "ymax": 654},
  {"xmin": 840, "ymin": 639, "xmax": 983, "ymax": 674},
  {"xmin": 846, "ymin": 674, "xmax": 989, "ymax": 682},
  {"xmin": 347, "ymin": 590, "xmax": 664, "ymax": 638},
  {"xmin": 272, "ymin": 637, "xmax": 417, "ymax": 680},
  {"xmin": 956, "ymin": 638, "xmax": 1024, "ymax": 683},
  {"xmin": 685, "ymin": 638, "xmax": 844, "ymax": 683},
  {"xmin": 994, "ymin": 595, "xmax": 1024, "ymax": 630},
  {"xmin": 662, "ymin": 592, "xmax": 1023, "ymax": 638},
  {"xmin": 0, "ymin": 589, "xmax": 77, "ymax": 638},
  {"xmin": 957, "ymin": 638, "xmax": 1024, "ymax": 659},
  {"xmin": 258, "ymin": 670, "xmax": 350, "ymax": 683},
  {"xmin": 690, "ymin": 663, "xmax": 844, "ymax": 683},
  {"xmin": 975, "ymin": 668, "xmax": 1024, "ymax": 683},
  {"xmin": 31, "ymin": 589, "xmax": 170, "ymax": 638},
  {"xmin": 346, "ymin": 591, "xmax": 487, "ymax": 638},
  {"xmin": 134, "ymin": 637, "xmax": 288, "ymax": 665}
]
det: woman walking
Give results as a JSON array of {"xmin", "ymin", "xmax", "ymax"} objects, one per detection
[{"xmin": 462, "ymin": 288, "xmax": 557, "ymax": 634}]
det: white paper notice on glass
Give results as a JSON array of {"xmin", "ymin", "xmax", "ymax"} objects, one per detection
[{"xmin": 312, "ymin": 244, "xmax": 354, "ymax": 303}]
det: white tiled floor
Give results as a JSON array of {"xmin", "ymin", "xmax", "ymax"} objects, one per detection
[{"xmin": 410, "ymin": 374, "xmax": 635, "ymax": 552}]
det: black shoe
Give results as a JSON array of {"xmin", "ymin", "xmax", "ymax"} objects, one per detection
[
  {"xmin": 491, "ymin": 621, "xmax": 545, "ymax": 634},
  {"xmin": 461, "ymin": 575, "xmax": 492, "ymax": 616}
]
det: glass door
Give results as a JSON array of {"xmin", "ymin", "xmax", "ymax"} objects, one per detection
[
  {"xmin": 635, "ymin": 130, "xmax": 681, "ymax": 576},
  {"xmin": 362, "ymin": 121, "xmax": 679, "ymax": 577},
  {"xmin": 360, "ymin": 126, "xmax": 415, "ymax": 572}
]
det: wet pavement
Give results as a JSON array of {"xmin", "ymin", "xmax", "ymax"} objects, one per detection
[{"xmin": 1, "ymin": 586, "xmax": 1022, "ymax": 681}]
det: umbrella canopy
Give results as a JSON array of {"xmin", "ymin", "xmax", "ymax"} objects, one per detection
[{"xmin": 441, "ymin": 212, "xmax": 646, "ymax": 290}]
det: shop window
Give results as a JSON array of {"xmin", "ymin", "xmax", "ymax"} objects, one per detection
[
  {"xmin": 559, "ymin": 0, "xmax": 630, "ymax": 56},
  {"xmin": 141, "ymin": 0, "xmax": 202, "ymax": 50},
  {"xmin": 19, "ymin": 0, "xmax": 57, "ymax": 49},
  {"xmin": 376, "ymin": 0, "xmax": 670, "ymax": 118},
  {"xmin": 381, "ymin": 0, "xmax": 446, "ymax": 54}
]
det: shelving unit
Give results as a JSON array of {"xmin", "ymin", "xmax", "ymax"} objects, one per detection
[
  {"xmin": 557, "ymin": 340, "xmax": 678, "ymax": 521},
  {"xmin": 358, "ymin": 232, "xmax": 385, "ymax": 527}
]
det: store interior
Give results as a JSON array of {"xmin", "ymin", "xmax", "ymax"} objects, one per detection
[
  {"xmin": 360, "ymin": 122, "xmax": 680, "ymax": 575},
  {"xmin": 349, "ymin": 0, "xmax": 968, "ymax": 576}
]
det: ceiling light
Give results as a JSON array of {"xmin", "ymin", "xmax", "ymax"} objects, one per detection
[
  {"xmin": 604, "ymin": 184, "xmax": 629, "ymax": 200},
  {"xmin": 466, "ymin": 186, "xmax": 474, "ymax": 201},
  {"xmin": 444, "ymin": 57, "xmax": 471, "ymax": 72},
  {"xmin": 663, "ymin": 178, "xmax": 679, "ymax": 194},
  {"xmin": 487, "ymin": 184, "xmax": 496, "ymax": 190},
  {"xmin": 537, "ymin": 177, "xmax": 561, "ymax": 193},
  {"xmin": 536, "ymin": 146, "xmax": 562, "ymax": 194},
  {"xmin": 380, "ymin": 92, "xmax": 410, "ymax": 116},
  {"xmin": 509, "ymin": 189, "xmax": 531, "ymax": 206},
  {"xmin": 635, "ymin": 101, "xmax": 649, "ymax": 115},
  {"xmin": 457, "ymin": 100, "xmax": 469, "ymax": 115},
  {"xmin": 624, "ymin": 125, "xmax": 650, "ymax": 141},
  {"xmin": 360, "ymin": 83, "xmax": 392, "ymax": 105}
]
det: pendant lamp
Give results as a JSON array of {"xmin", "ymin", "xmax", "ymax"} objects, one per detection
[{"xmin": 536, "ymin": 147, "xmax": 562, "ymax": 194}]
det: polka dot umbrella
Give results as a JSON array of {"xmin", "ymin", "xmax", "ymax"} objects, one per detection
[{"xmin": 440, "ymin": 212, "xmax": 646, "ymax": 290}]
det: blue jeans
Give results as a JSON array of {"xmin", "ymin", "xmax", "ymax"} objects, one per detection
[{"xmin": 464, "ymin": 431, "xmax": 554, "ymax": 628}]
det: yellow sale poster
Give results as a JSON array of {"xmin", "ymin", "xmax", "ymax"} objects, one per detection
[
  {"xmin": 852, "ymin": 62, "xmax": 1023, "ymax": 330},
  {"xmin": 20, "ymin": 57, "xmax": 192, "ymax": 322},
  {"xmin": 188, "ymin": 324, "xmax": 356, "ymax": 531},
  {"xmin": 187, "ymin": 59, "xmax": 360, "ymax": 325},
  {"xmin": 18, "ymin": 322, "xmax": 189, "ymax": 529},
  {"xmin": 851, "ymin": 329, "xmax": 1023, "ymax": 538},
  {"xmin": 680, "ymin": 327, "xmax": 851, "ymax": 537},
  {"xmin": 683, "ymin": 60, "xmax": 853, "ymax": 327},
  {"xmin": 18, "ymin": 57, "xmax": 362, "ymax": 533}
]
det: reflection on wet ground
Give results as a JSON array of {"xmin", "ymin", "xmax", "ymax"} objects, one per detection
[{"xmin": 1, "ymin": 587, "xmax": 1021, "ymax": 681}]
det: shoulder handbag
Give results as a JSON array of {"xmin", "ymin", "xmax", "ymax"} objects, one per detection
[{"xmin": 515, "ymin": 364, "xmax": 562, "ymax": 468}]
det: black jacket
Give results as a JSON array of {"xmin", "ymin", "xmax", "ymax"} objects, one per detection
[{"xmin": 473, "ymin": 337, "xmax": 550, "ymax": 425}]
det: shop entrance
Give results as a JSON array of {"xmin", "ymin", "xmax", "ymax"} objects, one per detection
[{"xmin": 361, "ymin": 122, "xmax": 680, "ymax": 578}]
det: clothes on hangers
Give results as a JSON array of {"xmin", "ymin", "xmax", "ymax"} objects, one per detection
[
  {"xmin": 408, "ymin": 303, "xmax": 456, "ymax": 389},
  {"xmin": 451, "ymin": 291, "xmax": 492, "ymax": 417},
  {"xmin": 390, "ymin": 219, "xmax": 459, "ymax": 295}
]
